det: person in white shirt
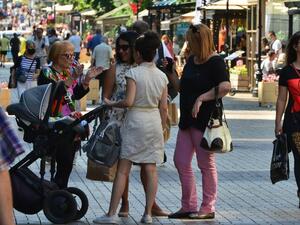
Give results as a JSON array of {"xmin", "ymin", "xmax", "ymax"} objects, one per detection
[
  {"xmin": 261, "ymin": 50, "xmax": 277, "ymax": 78},
  {"xmin": 268, "ymin": 31, "xmax": 282, "ymax": 56},
  {"xmin": 33, "ymin": 27, "xmax": 49, "ymax": 67},
  {"xmin": 91, "ymin": 36, "xmax": 113, "ymax": 96},
  {"xmin": 91, "ymin": 36, "xmax": 113, "ymax": 70},
  {"xmin": 68, "ymin": 30, "xmax": 82, "ymax": 61}
]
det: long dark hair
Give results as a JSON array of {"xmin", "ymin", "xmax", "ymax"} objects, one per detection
[
  {"xmin": 286, "ymin": 31, "xmax": 300, "ymax": 65},
  {"xmin": 115, "ymin": 31, "xmax": 139, "ymax": 64}
]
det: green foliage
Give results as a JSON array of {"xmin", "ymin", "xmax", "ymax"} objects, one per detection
[{"xmin": 56, "ymin": 0, "xmax": 115, "ymax": 13}]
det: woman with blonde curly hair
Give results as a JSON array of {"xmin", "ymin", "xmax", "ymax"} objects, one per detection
[{"xmin": 38, "ymin": 40, "xmax": 103, "ymax": 188}]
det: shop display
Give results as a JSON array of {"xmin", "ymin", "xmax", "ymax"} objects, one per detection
[{"xmin": 229, "ymin": 62, "xmax": 249, "ymax": 91}]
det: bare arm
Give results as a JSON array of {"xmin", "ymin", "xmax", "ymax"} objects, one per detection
[
  {"xmin": 104, "ymin": 78, "xmax": 136, "ymax": 108},
  {"xmin": 192, "ymin": 81, "xmax": 231, "ymax": 118},
  {"xmin": 33, "ymin": 69, "xmax": 41, "ymax": 80},
  {"xmin": 275, "ymin": 85, "xmax": 288, "ymax": 135},
  {"xmin": 159, "ymin": 87, "xmax": 168, "ymax": 129},
  {"xmin": 102, "ymin": 64, "xmax": 116, "ymax": 99}
]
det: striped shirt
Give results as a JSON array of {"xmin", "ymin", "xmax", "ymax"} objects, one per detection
[
  {"xmin": 19, "ymin": 56, "xmax": 40, "ymax": 81},
  {"xmin": 0, "ymin": 107, "xmax": 24, "ymax": 171}
]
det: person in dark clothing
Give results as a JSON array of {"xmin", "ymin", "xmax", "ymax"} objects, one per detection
[
  {"xmin": 275, "ymin": 31, "xmax": 300, "ymax": 208},
  {"xmin": 168, "ymin": 24, "xmax": 231, "ymax": 220},
  {"xmin": 38, "ymin": 40, "xmax": 103, "ymax": 188},
  {"xmin": 87, "ymin": 29, "xmax": 102, "ymax": 55},
  {"xmin": 10, "ymin": 33, "xmax": 20, "ymax": 65}
]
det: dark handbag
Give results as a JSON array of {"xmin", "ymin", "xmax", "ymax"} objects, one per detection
[
  {"xmin": 200, "ymin": 86, "xmax": 233, "ymax": 153},
  {"xmin": 83, "ymin": 120, "xmax": 121, "ymax": 167},
  {"xmin": 15, "ymin": 67, "xmax": 27, "ymax": 83},
  {"xmin": 8, "ymin": 67, "xmax": 17, "ymax": 88},
  {"xmin": 15, "ymin": 57, "xmax": 35, "ymax": 83},
  {"xmin": 270, "ymin": 133, "xmax": 289, "ymax": 184}
]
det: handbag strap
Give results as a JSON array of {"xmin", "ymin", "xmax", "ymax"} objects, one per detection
[
  {"xmin": 208, "ymin": 86, "xmax": 228, "ymax": 127},
  {"xmin": 27, "ymin": 57, "xmax": 36, "ymax": 73},
  {"xmin": 214, "ymin": 86, "xmax": 223, "ymax": 125}
]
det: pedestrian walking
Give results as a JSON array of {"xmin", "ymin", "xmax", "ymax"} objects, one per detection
[
  {"xmin": 87, "ymin": 29, "xmax": 102, "ymax": 55},
  {"xmin": 275, "ymin": 31, "xmax": 300, "ymax": 207},
  {"xmin": 0, "ymin": 106, "xmax": 24, "ymax": 225},
  {"xmin": 47, "ymin": 28, "xmax": 59, "ymax": 47},
  {"xmin": 94, "ymin": 31, "xmax": 168, "ymax": 224},
  {"xmin": 13, "ymin": 40, "xmax": 40, "ymax": 98},
  {"xmin": 91, "ymin": 36, "xmax": 113, "ymax": 92},
  {"xmin": 10, "ymin": 33, "xmax": 20, "ymax": 65},
  {"xmin": 33, "ymin": 27, "xmax": 49, "ymax": 67},
  {"xmin": 68, "ymin": 30, "xmax": 82, "ymax": 61},
  {"xmin": 19, "ymin": 34, "xmax": 26, "ymax": 56},
  {"xmin": 0, "ymin": 35, "xmax": 10, "ymax": 67},
  {"xmin": 168, "ymin": 23, "xmax": 231, "ymax": 220}
]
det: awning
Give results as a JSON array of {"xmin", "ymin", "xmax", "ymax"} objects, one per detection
[
  {"xmin": 96, "ymin": 3, "xmax": 130, "ymax": 20},
  {"xmin": 138, "ymin": 9, "xmax": 149, "ymax": 18},
  {"xmin": 41, "ymin": 7, "xmax": 52, "ymax": 12},
  {"xmin": 55, "ymin": 4, "xmax": 73, "ymax": 13},
  {"xmin": 153, "ymin": 0, "xmax": 176, "ymax": 7},
  {"xmin": 170, "ymin": 11, "xmax": 195, "ymax": 24},
  {"xmin": 208, "ymin": 0, "xmax": 257, "ymax": 7},
  {"xmin": 81, "ymin": 9, "xmax": 97, "ymax": 16}
]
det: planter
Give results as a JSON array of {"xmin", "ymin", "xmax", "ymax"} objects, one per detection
[
  {"xmin": 258, "ymin": 81, "xmax": 278, "ymax": 106},
  {"xmin": 230, "ymin": 73, "xmax": 249, "ymax": 91}
]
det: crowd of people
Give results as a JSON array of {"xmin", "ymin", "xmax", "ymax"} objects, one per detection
[{"xmin": 1, "ymin": 18, "xmax": 300, "ymax": 225}]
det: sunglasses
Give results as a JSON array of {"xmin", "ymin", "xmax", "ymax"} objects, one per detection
[
  {"xmin": 61, "ymin": 53, "xmax": 74, "ymax": 59},
  {"xmin": 118, "ymin": 45, "xmax": 130, "ymax": 51}
]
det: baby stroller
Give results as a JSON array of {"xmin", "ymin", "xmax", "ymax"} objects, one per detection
[{"xmin": 7, "ymin": 82, "xmax": 106, "ymax": 224}]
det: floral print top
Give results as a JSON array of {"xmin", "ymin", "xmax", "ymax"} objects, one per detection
[
  {"xmin": 109, "ymin": 63, "xmax": 133, "ymax": 125},
  {"xmin": 38, "ymin": 63, "xmax": 88, "ymax": 117}
]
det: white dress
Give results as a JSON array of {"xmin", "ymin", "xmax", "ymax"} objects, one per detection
[{"xmin": 120, "ymin": 62, "xmax": 168, "ymax": 164}]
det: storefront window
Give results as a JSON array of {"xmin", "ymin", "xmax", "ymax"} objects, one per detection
[{"xmin": 265, "ymin": 0, "xmax": 289, "ymax": 42}]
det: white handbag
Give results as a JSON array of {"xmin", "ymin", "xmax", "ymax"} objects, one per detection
[{"xmin": 200, "ymin": 87, "xmax": 233, "ymax": 153}]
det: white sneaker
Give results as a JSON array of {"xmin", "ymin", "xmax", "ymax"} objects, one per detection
[
  {"xmin": 141, "ymin": 214, "xmax": 152, "ymax": 224},
  {"xmin": 93, "ymin": 214, "xmax": 121, "ymax": 224}
]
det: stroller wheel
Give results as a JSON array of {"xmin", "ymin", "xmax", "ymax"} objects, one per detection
[
  {"xmin": 43, "ymin": 190, "xmax": 77, "ymax": 224},
  {"xmin": 65, "ymin": 187, "xmax": 89, "ymax": 221}
]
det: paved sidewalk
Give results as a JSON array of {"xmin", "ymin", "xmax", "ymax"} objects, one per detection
[{"xmin": 1, "ymin": 62, "xmax": 300, "ymax": 225}]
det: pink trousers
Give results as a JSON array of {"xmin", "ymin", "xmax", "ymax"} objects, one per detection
[{"xmin": 174, "ymin": 127, "xmax": 217, "ymax": 213}]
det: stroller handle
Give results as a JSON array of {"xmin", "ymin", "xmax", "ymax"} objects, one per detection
[{"xmin": 61, "ymin": 104, "xmax": 108, "ymax": 134}]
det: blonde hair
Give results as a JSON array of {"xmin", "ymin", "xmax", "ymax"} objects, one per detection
[
  {"xmin": 186, "ymin": 24, "xmax": 215, "ymax": 63},
  {"xmin": 161, "ymin": 34, "xmax": 171, "ymax": 43},
  {"xmin": 48, "ymin": 41, "xmax": 74, "ymax": 63}
]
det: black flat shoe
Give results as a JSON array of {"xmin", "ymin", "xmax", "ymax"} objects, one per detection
[
  {"xmin": 168, "ymin": 211, "xmax": 196, "ymax": 219},
  {"xmin": 189, "ymin": 212, "xmax": 215, "ymax": 219}
]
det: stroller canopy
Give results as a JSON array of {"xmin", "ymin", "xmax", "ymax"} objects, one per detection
[{"xmin": 7, "ymin": 84, "xmax": 52, "ymax": 124}]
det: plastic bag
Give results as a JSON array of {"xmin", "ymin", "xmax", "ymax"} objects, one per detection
[{"xmin": 270, "ymin": 134, "xmax": 289, "ymax": 184}]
